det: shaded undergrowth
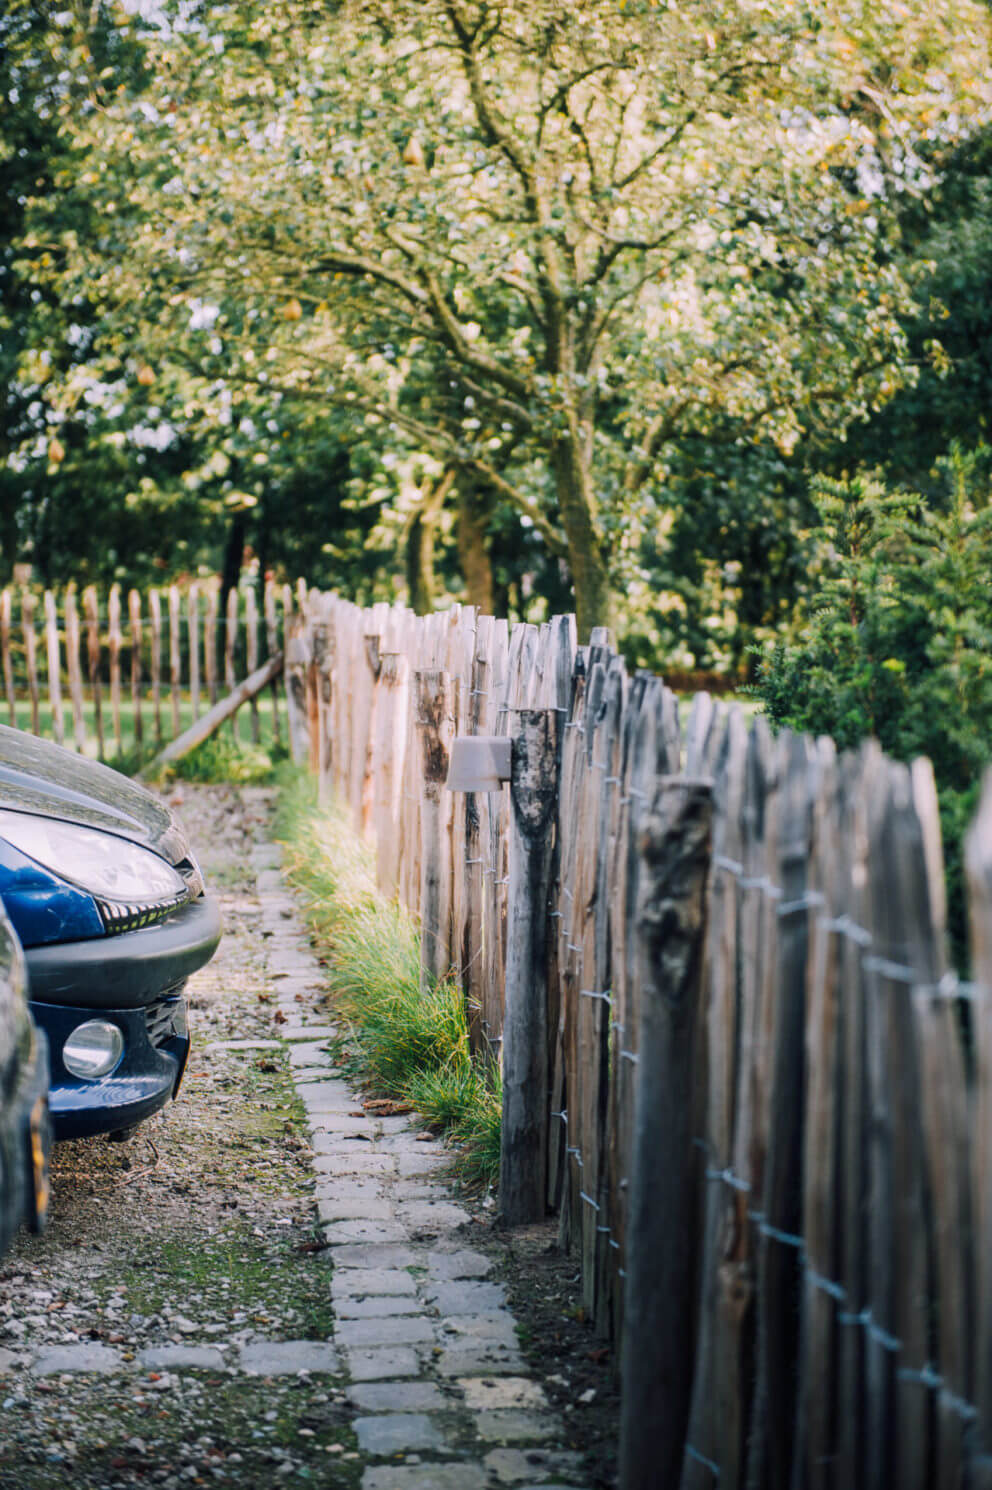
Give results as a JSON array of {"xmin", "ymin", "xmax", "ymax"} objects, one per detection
[{"xmin": 274, "ymin": 767, "xmax": 501, "ymax": 1190}]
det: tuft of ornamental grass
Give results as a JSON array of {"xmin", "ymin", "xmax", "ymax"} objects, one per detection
[{"xmin": 274, "ymin": 765, "xmax": 501, "ymax": 1189}]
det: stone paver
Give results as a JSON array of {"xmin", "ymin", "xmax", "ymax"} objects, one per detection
[
  {"xmin": 238, "ymin": 1340, "xmax": 340, "ymax": 1375},
  {"xmin": 336, "ymin": 1295, "xmax": 423, "ymax": 1319},
  {"xmin": 317, "ymin": 1195, "xmax": 397, "ymax": 1223},
  {"xmin": 346, "ymin": 1347, "xmax": 423, "ymax": 1381},
  {"xmin": 482, "ymin": 1448, "xmax": 586, "ymax": 1485},
  {"xmin": 362, "ymin": 1467, "xmax": 490, "ymax": 1490},
  {"xmin": 329, "ymin": 1267, "xmax": 418, "ymax": 1298},
  {"xmin": 335, "ymin": 1316, "xmax": 436, "ymax": 1347},
  {"xmin": 138, "ymin": 1345, "xmax": 225, "ymax": 1371},
  {"xmin": 31, "ymin": 1344, "xmax": 123, "ymax": 1375},
  {"xmin": 353, "ymin": 1412, "xmax": 447, "ymax": 1455},
  {"xmin": 322, "ymin": 1219, "xmax": 411, "ymax": 1245},
  {"xmin": 347, "ymin": 1381, "xmax": 447, "ymax": 1412},
  {"xmin": 458, "ymin": 1376, "xmax": 549, "ymax": 1410},
  {"xmin": 472, "ymin": 1409, "xmax": 560, "ymax": 1444},
  {"xmin": 426, "ymin": 1249, "xmax": 492, "ymax": 1280},
  {"xmin": 434, "ymin": 1345, "xmax": 527, "ymax": 1377},
  {"xmin": 328, "ymin": 1242, "xmax": 419, "ymax": 1269},
  {"xmin": 426, "ymin": 1280, "xmax": 508, "ymax": 1314}
]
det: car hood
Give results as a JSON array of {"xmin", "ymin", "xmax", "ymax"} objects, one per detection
[{"xmin": 0, "ymin": 726, "xmax": 189, "ymax": 866}]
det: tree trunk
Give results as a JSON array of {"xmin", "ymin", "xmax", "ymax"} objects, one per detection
[
  {"xmin": 220, "ymin": 512, "xmax": 246, "ymax": 613},
  {"xmin": 456, "ymin": 480, "xmax": 496, "ymax": 613},
  {"xmin": 405, "ymin": 473, "xmax": 454, "ymax": 616},
  {"xmin": 551, "ymin": 435, "xmax": 614, "ymax": 642},
  {"xmin": 406, "ymin": 508, "xmax": 438, "ymax": 615}
]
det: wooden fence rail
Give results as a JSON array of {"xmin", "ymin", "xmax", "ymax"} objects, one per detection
[
  {"xmin": 0, "ymin": 579, "xmax": 291, "ymax": 759},
  {"xmin": 292, "ymin": 590, "xmax": 992, "ymax": 1490}
]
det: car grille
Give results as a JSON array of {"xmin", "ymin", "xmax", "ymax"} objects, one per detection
[
  {"xmin": 95, "ymin": 889, "xmax": 190, "ymax": 936},
  {"xmin": 145, "ymin": 997, "xmax": 182, "ymax": 1050}
]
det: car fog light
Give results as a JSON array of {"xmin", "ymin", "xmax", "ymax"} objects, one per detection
[
  {"xmin": 171, "ymin": 1002, "xmax": 188, "ymax": 1039},
  {"xmin": 63, "ymin": 1021, "xmax": 124, "ymax": 1081}
]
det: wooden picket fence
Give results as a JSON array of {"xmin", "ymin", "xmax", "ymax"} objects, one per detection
[
  {"xmin": 0, "ymin": 579, "xmax": 295, "ymax": 759},
  {"xmin": 289, "ymin": 590, "xmax": 992, "ymax": 1490}
]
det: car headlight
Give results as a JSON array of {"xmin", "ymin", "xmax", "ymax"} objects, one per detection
[
  {"xmin": 63, "ymin": 1020, "xmax": 124, "ymax": 1080},
  {"xmin": 0, "ymin": 811, "xmax": 185, "ymax": 905}
]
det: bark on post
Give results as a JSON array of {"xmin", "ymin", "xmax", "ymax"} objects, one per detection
[
  {"xmin": 619, "ymin": 776, "xmax": 713, "ymax": 1490},
  {"xmin": 416, "ymin": 669, "xmax": 454, "ymax": 992},
  {"xmin": 500, "ymin": 708, "xmax": 560, "ymax": 1226}
]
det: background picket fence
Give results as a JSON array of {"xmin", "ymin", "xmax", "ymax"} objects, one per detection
[
  {"xmin": 287, "ymin": 590, "xmax": 992, "ymax": 1490},
  {"xmin": 0, "ymin": 579, "xmax": 294, "ymax": 759}
]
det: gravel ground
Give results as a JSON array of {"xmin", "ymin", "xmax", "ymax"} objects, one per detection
[{"xmin": 0, "ymin": 783, "xmax": 619, "ymax": 1489}]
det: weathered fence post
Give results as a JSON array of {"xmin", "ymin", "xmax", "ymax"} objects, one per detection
[
  {"xmin": 372, "ymin": 652, "xmax": 410, "ymax": 899},
  {"xmin": 416, "ymin": 669, "xmax": 454, "ymax": 991},
  {"xmin": 128, "ymin": 589, "xmax": 143, "ymax": 749},
  {"xmin": 169, "ymin": 585, "xmax": 182, "ymax": 739},
  {"xmin": 64, "ymin": 588, "xmax": 86, "ymax": 752},
  {"xmin": 619, "ymin": 775, "xmax": 713, "ymax": 1490},
  {"xmin": 308, "ymin": 614, "xmax": 332, "ymax": 792},
  {"xmin": 82, "ymin": 585, "xmax": 103, "ymax": 757},
  {"xmin": 284, "ymin": 613, "xmax": 311, "ymax": 765},
  {"xmin": 246, "ymin": 585, "xmax": 260, "ymax": 744},
  {"xmin": 108, "ymin": 583, "xmax": 122, "ymax": 755},
  {"xmin": 204, "ymin": 585, "xmax": 218, "ymax": 710},
  {"xmin": 188, "ymin": 584, "xmax": 201, "ymax": 723},
  {"xmin": 264, "ymin": 577, "xmax": 281, "ymax": 745},
  {"xmin": 149, "ymin": 588, "xmax": 163, "ymax": 747},
  {"xmin": 21, "ymin": 589, "xmax": 39, "ymax": 735},
  {"xmin": 1, "ymin": 591, "xmax": 14, "ymax": 726},
  {"xmin": 500, "ymin": 708, "xmax": 560, "ymax": 1226},
  {"xmin": 43, "ymin": 590, "xmax": 64, "ymax": 747}
]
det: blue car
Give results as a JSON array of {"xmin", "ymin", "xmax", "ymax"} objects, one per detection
[
  {"xmin": 0, "ymin": 727, "xmax": 221, "ymax": 1141},
  {"xmin": 0, "ymin": 899, "xmax": 50, "ymax": 1249}
]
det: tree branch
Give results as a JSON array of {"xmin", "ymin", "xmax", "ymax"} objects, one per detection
[{"xmin": 443, "ymin": 1, "xmax": 535, "ymax": 195}]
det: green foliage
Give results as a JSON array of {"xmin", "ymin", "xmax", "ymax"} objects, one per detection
[
  {"xmin": 756, "ymin": 460, "xmax": 992, "ymax": 961},
  {"xmin": 165, "ymin": 734, "xmax": 285, "ymax": 786},
  {"xmin": 274, "ymin": 768, "xmax": 500, "ymax": 1188},
  {"xmin": 14, "ymin": 0, "xmax": 991, "ymax": 636}
]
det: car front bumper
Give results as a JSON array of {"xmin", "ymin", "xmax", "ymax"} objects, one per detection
[
  {"xmin": 23, "ymin": 894, "xmax": 222, "ymax": 1009},
  {"xmin": 32, "ymin": 996, "xmax": 191, "ymax": 1141}
]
